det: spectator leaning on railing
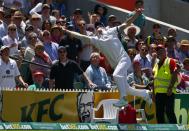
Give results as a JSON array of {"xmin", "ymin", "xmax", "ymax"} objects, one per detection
[
  {"xmin": 85, "ymin": 52, "xmax": 111, "ymax": 90},
  {"xmin": 49, "ymin": 46, "xmax": 96, "ymax": 90}
]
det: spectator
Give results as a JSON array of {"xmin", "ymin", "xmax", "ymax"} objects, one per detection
[
  {"xmin": 29, "ymin": 13, "xmax": 42, "ymax": 38},
  {"xmin": 167, "ymin": 28, "xmax": 179, "ymax": 50},
  {"xmin": 2, "ymin": 23, "xmax": 19, "ymax": 56},
  {"xmin": 49, "ymin": 46, "xmax": 95, "ymax": 89},
  {"xmin": 3, "ymin": 0, "xmax": 24, "ymax": 10},
  {"xmin": 30, "ymin": 43, "xmax": 52, "ymax": 79},
  {"xmin": 40, "ymin": 4, "xmax": 56, "ymax": 25},
  {"xmin": 42, "ymin": 20, "xmax": 52, "ymax": 31},
  {"xmin": 127, "ymin": 60, "xmax": 150, "ymax": 90},
  {"xmin": 145, "ymin": 23, "xmax": 162, "ymax": 45},
  {"xmin": 85, "ymin": 52, "xmax": 111, "ymax": 90},
  {"xmin": 99, "ymin": 53, "xmax": 113, "ymax": 78},
  {"xmin": 167, "ymin": 28, "xmax": 177, "ymax": 40},
  {"xmin": 0, "ymin": 8, "xmax": 7, "ymax": 38},
  {"xmin": 56, "ymin": 18, "xmax": 66, "ymax": 27},
  {"xmin": 94, "ymin": 4, "xmax": 107, "ymax": 26},
  {"xmin": 147, "ymin": 43, "xmax": 158, "ymax": 68},
  {"xmin": 77, "ymin": 20, "xmax": 94, "ymax": 71},
  {"xmin": 24, "ymin": 32, "xmax": 38, "ymax": 61},
  {"xmin": 178, "ymin": 40, "xmax": 189, "ymax": 63},
  {"xmin": 69, "ymin": 8, "xmax": 83, "ymax": 32},
  {"xmin": 51, "ymin": 9, "xmax": 61, "ymax": 20},
  {"xmin": 50, "ymin": 25, "xmax": 62, "ymax": 43},
  {"xmin": 22, "ymin": 32, "xmax": 38, "ymax": 85},
  {"xmin": 127, "ymin": 48, "xmax": 137, "ymax": 75},
  {"xmin": 88, "ymin": 13, "xmax": 100, "ymax": 25},
  {"xmin": 3, "ymin": 12, "xmax": 12, "ymax": 27},
  {"xmin": 59, "ymin": 23, "xmax": 82, "ymax": 62},
  {"xmin": 128, "ymin": 0, "xmax": 145, "ymax": 38},
  {"xmin": 28, "ymin": 71, "xmax": 45, "ymax": 90},
  {"xmin": 178, "ymin": 58, "xmax": 189, "ymax": 90},
  {"xmin": 86, "ymin": 24, "xmax": 95, "ymax": 34},
  {"xmin": 106, "ymin": 15, "xmax": 117, "ymax": 29},
  {"xmin": 122, "ymin": 24, "xmax": 140, "ymax": 51},
  {"xmin": 135, "ymin": 40, "xmax": 144, "ymax": 53},
  {"xmin": 12, "ymin": 10, "xmax": 26, "ymax": 40},
  {"xmin": 20, "ymin": 24, "xmax": 34, "ymax": 48},
  {"xmin": 30, "ymin": 0, "xmax": 53, "ymax": 15},
  {"xmin": 0, "ymin": 45, "xmax": 28, "ymax": 89},
  {"xmin": 134, "ymin": 44, "xmax": 152, "ymax": 78},
  {"xmin": 42, "ymin": 30, "xmax": 58, "ymax": 62},
  {"xmin": 153, "ymin": 44, "xmax": 178, "ymax": 124},
  {"xmin": 166, "ymin": 35, "xmax": 179, "ymax": 59}
]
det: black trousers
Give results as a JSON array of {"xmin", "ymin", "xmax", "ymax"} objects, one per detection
[{"xmin": 155, "ymin": 93, "xmax": 177, "ymax": 124}]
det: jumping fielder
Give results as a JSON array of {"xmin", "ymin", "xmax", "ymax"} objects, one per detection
[{"xmin": 63, "ymin": 8, "xmax": 152, "ymax": 107}]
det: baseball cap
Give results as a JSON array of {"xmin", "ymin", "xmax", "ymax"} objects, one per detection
[
  {"xmin": 0, "ymin": 45, "xmax": 9, "ymax": 52},
  {"xmin": 66, "ymin": 22, "xmax": 74, "ymax": 30},
  {"xmin": 73, "ymin": 8, "xmax": 82, "ymax": 15},
  {"xmin": 58, "ymin": 46, "xmax": 67, "ymax": 51},
  {"xmin": 33, "ymin": 71, "xmax": 45, "ymax": 77},
  {"xmin": 25, "ymin": 24, "xmax": 34, "ymax": 31},
  {"xmin": 108, "ymin": 15, "xmax": 116, "ymax": 21},
  {"xmin": 167, "ymin": 35, "xmax": 175, "ymax": 42},
  {"xmin": 157, "ymin": 44, "xmax": 165, "ymax": 51}
]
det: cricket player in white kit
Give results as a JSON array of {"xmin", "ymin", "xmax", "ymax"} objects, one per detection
[{"xmin": 64, "ymin": 8, "xmax": 152, "ymax": 107}]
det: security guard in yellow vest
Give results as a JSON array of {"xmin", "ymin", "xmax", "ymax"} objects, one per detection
[{"xmin": 153, "ymin": 44, "xmax": 179, "ymax": 124}]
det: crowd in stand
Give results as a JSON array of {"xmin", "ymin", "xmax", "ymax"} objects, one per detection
[{"xmin": 0, "ymin": 0, "xmax": 188, "ymax": 93}]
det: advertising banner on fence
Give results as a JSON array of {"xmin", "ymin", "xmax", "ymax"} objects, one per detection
[
  {"xmin": 1, "ymin": 90, "xmax": 189, "ymax": 124},
  {"xmin": 2, "ymin": 91, "xmax": 93, "ymax": 122}
]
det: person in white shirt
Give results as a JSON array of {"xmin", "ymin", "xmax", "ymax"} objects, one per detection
[
  {"xmin": 29, "ymin": 0, "xmax": 53, "ymax": 15},
  {"xmin": 3, "ymin": 0, "xmax": 24, "ymax": 9},
  {"xmin": 2, "ymin": 24, "xmax": 19, "ymax": 56},
  {"xmin": 64, "ymin": 8, "xmax": 152, "ymax": 107},
  {"xmin": 0, "ymin": 45, "xmax": 28, "ymax": 89}
]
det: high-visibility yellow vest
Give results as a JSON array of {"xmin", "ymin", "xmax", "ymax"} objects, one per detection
[
  {"xmin": 147, "ymin": 36, "xmax": 151, "ymax": 45},
  {"xmin": 153, "ymin": 58, "xmax": 178, "ymax": 94}
]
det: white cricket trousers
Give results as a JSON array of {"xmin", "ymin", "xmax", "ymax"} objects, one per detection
[{"xmin": 113, "ymin": 57, "xmax": 147, "ymax": 99}]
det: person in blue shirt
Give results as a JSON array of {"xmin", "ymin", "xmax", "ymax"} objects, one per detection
[{"xmin": 85, "ymin": 52, "xmax": 111, "ymax": 90}]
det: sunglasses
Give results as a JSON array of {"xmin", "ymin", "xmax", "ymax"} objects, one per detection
[
  {"xmin": 43, "ymin": 33, "xmax": 50, "ymax": 36},
  {"xmin": 142, "ymin": 49, "xmax": 148, "ymax": 52},
  {"xmin": 78, "ymin": 23, "xmax": 86, "ymax": 26},
  {"xmin": 30, "ymin": 36, "xmax": 37, "ymax": 39},
  {"xmin": 9, "ymin": 28, "xmax": 16, "ymax": 31},
  {"xmin": 26, "ymin": 28, "xmax": 33, "ymax": 32},
  {"xmin": 32, "ymin": 18, "xmax": 40, "ymax": 21},
  {"xmin": 58, "ymin": 50, "xmax": 66, "ymax": 53},
  {"xmin": 14, "ymin": 17, "xmax": 22, "ymax": 20}
]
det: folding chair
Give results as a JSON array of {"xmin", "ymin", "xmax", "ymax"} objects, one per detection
[{"xmin": 91, "ymin": 99, "xmax": 119, "ymax": 123}]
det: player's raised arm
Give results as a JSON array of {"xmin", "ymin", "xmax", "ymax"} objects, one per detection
[
  {"xmin": 62, "ymin": 27, "xmax": 91, "ymax": 45},
  {"xmin": 118, "ymin": 8, "xmax": 143, "ymax": 32}
]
